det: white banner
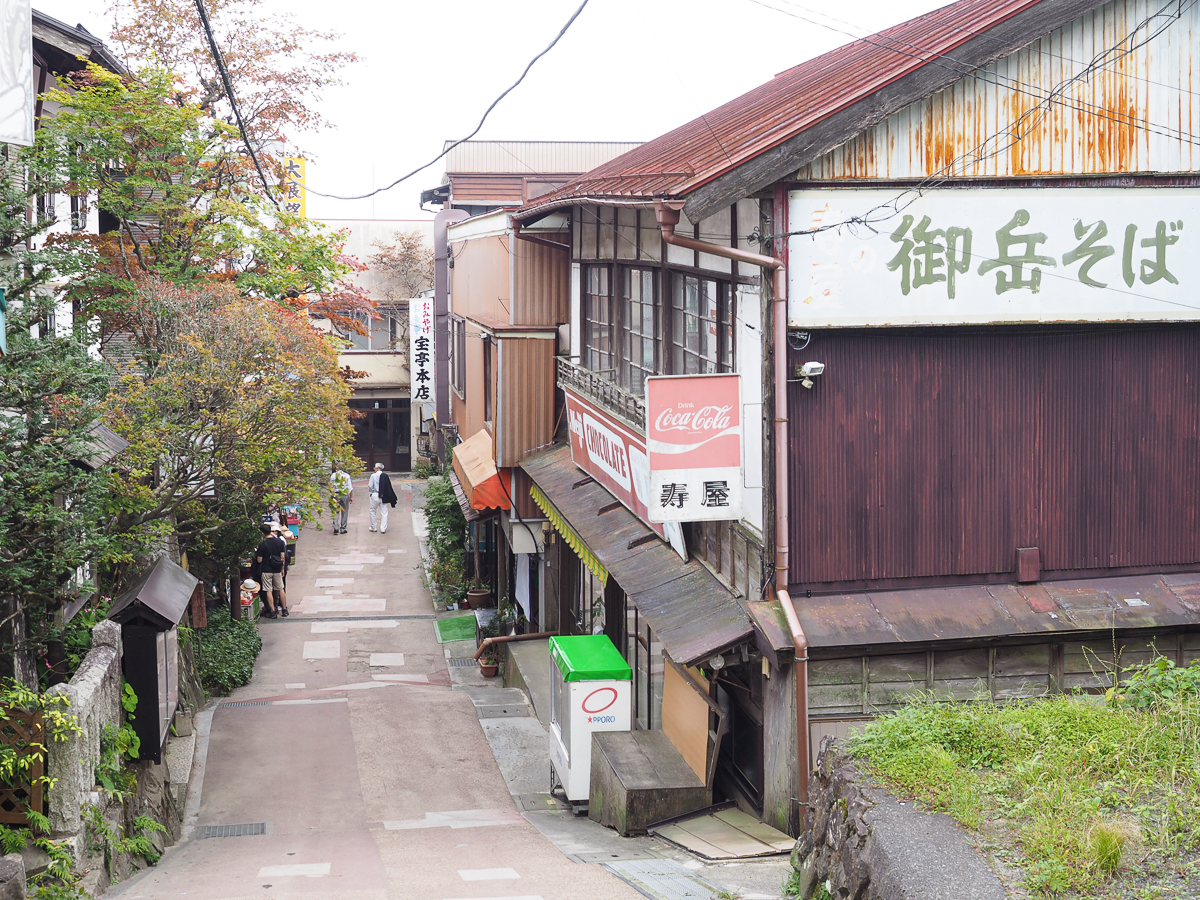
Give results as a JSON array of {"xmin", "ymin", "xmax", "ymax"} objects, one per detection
[
  {"xmin": 0, "ymin": 0, "xmax": 33, "ymax": 147},
  {"xmin": 789, "ymin": 188, "xmax": 1200, "ymax": 326},
  {"xmin": 409, "ymin": 297, "xmax": 433, "ymax": 407}
]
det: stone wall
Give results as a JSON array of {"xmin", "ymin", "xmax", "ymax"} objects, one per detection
[
  {"xmin": 791, "ymin": 736, "xmax": 1006, "ymax": 900},
  {"xmin": 46, "ymin": 620, "xmax": 124, "ymax": 836}
]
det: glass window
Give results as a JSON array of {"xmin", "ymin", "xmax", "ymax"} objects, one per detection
[
  {"xmin": 583, "ymin": 266, "xmax": 614, "ymax": 377},
  {"xmin": 671, "ymin": 275, "xmax": 733, "ymax": 375},
  {"xmin": 620, "ymin": 268, "xmax": 656, "ymax": 396},
  {"xmin": 450, "ymin": 316, "xmax": 467, "ymax": 397},
  {"xmin": 483, "ymin": 336, "xmax": 492, "ymax": 424}
]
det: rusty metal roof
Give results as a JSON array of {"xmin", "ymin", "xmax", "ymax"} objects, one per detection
[
  {"xmin": 516, "ymin": 0, "xmax": 1104, "ymax": 221},
  {"xmin": 521, "ymin": 445, "xmax": 753, "ymax": 666},
  {"xmin": 796, "ymin": 574, "xmax": 1200, "ymax": 650}
]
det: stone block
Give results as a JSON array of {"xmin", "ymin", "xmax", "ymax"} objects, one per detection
[
  {"xmin": 0, "ymin": 853, "xmax": 26, "ymax": 900},
  {"xmin": 17, "ymin": 844, "xmax": 48, "ymax": 879}
]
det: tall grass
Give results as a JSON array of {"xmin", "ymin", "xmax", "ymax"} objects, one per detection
[{"xmin": 847, "ymin": 691, "xmax": 1200, "ymax": 896}]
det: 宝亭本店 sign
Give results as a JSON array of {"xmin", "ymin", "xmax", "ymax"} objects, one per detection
[
  {"xmin": 646, "ymin": 374, "xmax": 742, "ymax": 523},
  {"xmin": 789, "ymin": 188, "xmax": 1200, "ymax": 326},
  {"xmin": 409, "ymin": 297, "xmax": 433, "ymax": 406},
  {"xmin": 0, "ymin": 0, "xmax": 33, "ymax": 147}
]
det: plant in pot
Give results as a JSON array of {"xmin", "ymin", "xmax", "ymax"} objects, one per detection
[
  {"xmin": 479, "ymin": 651, "xmax": 499, "ymax": 678},
  {"xmin": 465, "ymin": 576, "xmax": 493, "ymax": 610}
]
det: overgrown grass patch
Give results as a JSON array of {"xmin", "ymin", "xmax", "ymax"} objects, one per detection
[
  {"xmin": 847, "ymin": 665, "xmax": 1200, "ymax": 898},
  {"xmin": 195, "ymin": 605, "xmax": 263, "ymax": 695}
]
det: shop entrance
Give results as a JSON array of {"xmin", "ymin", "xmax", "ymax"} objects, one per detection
[{"xmin": 349, "ymin": 398, "xmax": 411, "ymax": 472}]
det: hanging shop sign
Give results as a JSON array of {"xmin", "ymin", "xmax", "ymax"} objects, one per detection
[
  {"xmin": 410, "ymin": 296, "xmax": 434, "ymax": 406},
  {"xmin": 645, "ymin": 374, "xmax": 743, "ymax": 523},
  {"xmin": 281, "ymin": 156, "xmax": 306, "ymax": 217},
  {"xmin": 789, "ymin": 187, "xmax": 1200, "ymax": 327},
  {"xmin": 0, "ymin": 0, "xmax": 34, "ymax": 147}
]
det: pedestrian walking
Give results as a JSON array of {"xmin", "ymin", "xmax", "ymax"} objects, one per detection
[
  {"xmin": 330, "ymin": 464, "xmax": 353, "ymax": 534},
  {"xmin": 255, "ymin": 523, "xmax": 289, "ymax": 617},
  {"xmin": 368, "ymin": 463, "xmax": 398, "ymax": 533}
]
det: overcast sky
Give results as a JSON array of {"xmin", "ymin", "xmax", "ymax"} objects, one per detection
[{"xmin": 39, "ymin": 0, "xmax": 945, "ymax": 220}]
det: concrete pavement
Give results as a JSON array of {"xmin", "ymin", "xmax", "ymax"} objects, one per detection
[{"xmin": 111, "ymin": 476, "xmax": 644, "ymax": 900}]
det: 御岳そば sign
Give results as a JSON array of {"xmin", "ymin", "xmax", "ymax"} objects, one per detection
[
  {"xmin": 409, "ymin": 297, "xmax": 434, "ymax": 404},
  {"xmin": 788, "ymin": 187, "xmax": 1199, "ymax": 327},
  {"xmin": 645, "ymin": 374, "xmax": 742, "ymax": 523}
]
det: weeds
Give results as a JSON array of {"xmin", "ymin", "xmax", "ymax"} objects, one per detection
[
  {"xmin": 194, "ymin": 605, "xmax": 263, "ymax": 695},
  {"xmin": 847, "ymin": 671, "xmax": 1200, "ymax": 898}
]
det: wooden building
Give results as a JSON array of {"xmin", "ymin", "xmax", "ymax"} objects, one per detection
[{"xmin": 508, "ymin": 0, "xmax": 1200, "ymax": 834}]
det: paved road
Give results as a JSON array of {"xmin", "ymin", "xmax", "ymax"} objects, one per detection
[{"xmin": 113, "ymin": 477, "xmax": 642, "ymax": 900}]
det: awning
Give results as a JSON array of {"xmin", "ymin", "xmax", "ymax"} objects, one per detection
[
  {"xmin": 795, "ymin": 573, "xmax": 1200, "ymax": 651},
  {"xmin": 452, "ymin": 429, "xmax": 510, "ymax": 511},
  {"xmin": 522, "ymin": 446, "xmax": 753, "ymax": 666},
  {"xmin": 448, "ymin": 471, "xmax": 481, "ymax": 522}
]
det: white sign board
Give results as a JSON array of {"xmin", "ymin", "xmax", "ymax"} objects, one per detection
[
  {"xmin": 409, "ymin": 297, "xmax": 433, "ymax": 406},
  {"xmin": 789, "ymin": 188, "xmax": 1200, "ymax": 327},
  {"xmin": 645, "ymin": 374, "xmax": 743, "ymax": 523},
  {"xmin": 0, "ymin": 0, "xmax": 33, "ymax": 146}
]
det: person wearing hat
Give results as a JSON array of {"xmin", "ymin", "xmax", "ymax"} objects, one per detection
[
  {"xmin": 255, "ymin": 522, "xmax": 289, "ymax": 617},
  {"xmin": 368, "ymin": 463, "xmax": 398, "ymax": 534},
  {"xmin": 329, "ymin": 464, "xmax": 353, "ymax": 535}
]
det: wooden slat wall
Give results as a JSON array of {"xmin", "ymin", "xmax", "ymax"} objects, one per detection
[
  {"xmin": 496, "ymin": 336, "xmax": 555, "ymax": 468},
  {"xmin": 513, "ymin": 236, "xmax": 570, "ymax": 326},
  {"xmin": 789, "ymin": 325, "xmax": 1200, "ymax": 590},
  {"xmin": 449, "ymin": 174, "xmax": 525, "ymax": 204}
]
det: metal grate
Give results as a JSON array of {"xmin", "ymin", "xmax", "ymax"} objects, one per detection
[
  {"xmin": 220, "ymin": 701, "xmax": 272, "ymax": 708},
  {"xmin": 201, "ymin": 822, "xmax": 269, "ymax": 839},
  {"xmin": 448, "ymin": 658, "xmax": 480, "ymax": 667},
  {"xmin": 603, "ymin": 859, "xmax": 720, "ymax": 900}
]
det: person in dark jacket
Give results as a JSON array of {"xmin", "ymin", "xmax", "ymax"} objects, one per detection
[{"xmin": 368, "ymin": 463, "xmax": 398, "ymax": 534}]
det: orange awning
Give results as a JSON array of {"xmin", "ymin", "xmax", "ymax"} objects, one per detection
[{"xmin": 452, "ymin": 429, "xmax": 510, "ymax": 511}]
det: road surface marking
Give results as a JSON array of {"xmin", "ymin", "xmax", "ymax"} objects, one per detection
[
  {"xmin": 370, "ymin": 653, "xmax": 405, "ymax": 666},
  {"xmin": 310, "ymin": 621, "xmax": 399, "ymax": 633},
  {"xmin": 370, "ymin": 674, "xmax": 428, "ymax": 683},
  {"xmin": 256, "ymin": 863, "xmax": 330, "ymax": 878},
  {"xmin": 382, "ymin": 809, "xmax": 525, "ymax": 830},
  {"xmin": 284, "ymin": 683, "xmax": 305, "ymax": 689},
  {"xmin": 387, "ymin": 549, "xmax": 407, "ymax": 553},
  {"xmin": 316, "ymin": 565, "xmax": 363, "ymax": 572},
  {"xmin": 314, "ymin": 578, "xmax": 354, "ymax": 587},
  {"xmin": 302, "ymin": 640, "xmax": 340, "ymax": 659},
  {"xmin": 458, "ymin": 868, "xmax": 520, "ymax": 881}
]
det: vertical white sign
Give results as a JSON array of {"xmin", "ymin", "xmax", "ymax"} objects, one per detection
[
  {"xmin": 0, "ymin": 0, "xmax": 33, "ymax": 146},
  {"xmin": 409, "ymin": 297, "xmax": 434, "ymax": 408}
]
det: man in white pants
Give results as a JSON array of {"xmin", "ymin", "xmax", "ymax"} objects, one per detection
[{"xmin": 368, "ymin": 463, "xmax": 398, "ymax": 533}]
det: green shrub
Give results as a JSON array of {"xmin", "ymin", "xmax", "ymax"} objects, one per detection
[
  {"xmin": 195, "ymin": 606, "xmax": 262, "ymax": 695},
  {"xmin": 422, "ymin": 477, "xmax": 468, "ymax": 600},
  {"xmin": 413, "ymin": 456, "xmax": 441, "ymax": 478},
  {"xmin": 1108, "ymin": 656, "xmax": 1200, "ymax": 709}
]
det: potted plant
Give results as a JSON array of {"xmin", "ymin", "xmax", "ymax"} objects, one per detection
[
  {"xmin": 479, "ymin": 652, "xmax": 499, "ymax": 678},
  {"xmin": 465, "ymin": 576, "xmax": 493, "ymax": 610}
]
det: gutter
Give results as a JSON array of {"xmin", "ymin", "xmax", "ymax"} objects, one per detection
[
  {"xmin": 653, "ymin": 199, "xmax": 789, "ymax": 589},
  {"xmin": 777, "ymin": 589, "xmax": 810, "ymax": 830}
]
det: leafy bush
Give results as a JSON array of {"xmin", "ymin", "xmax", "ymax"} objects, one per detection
[
  {"xmin": 422, "ymin": 477, "xmax": 468, "ymax": 601},
  {"xmin": 1108, "ymin": 656, "xmax": 1200, "ymax": 709},
  {"xmin": 195, "ymin": 606, "xmax": 262, "ymax": 695},
  {"xmin": 413, "ymin": 456, "xmax": 441, "ymax": 478}
]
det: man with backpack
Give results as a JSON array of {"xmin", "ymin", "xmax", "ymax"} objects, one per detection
[{"xmin": 255, "ymin": 522, "xmax": 289, "ymax": 618}]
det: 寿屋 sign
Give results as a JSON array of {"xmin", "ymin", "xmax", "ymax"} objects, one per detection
[
  {"xmin": 409, "ymin": 297, "xmax": 433, "ymax": 405},
  {"xmin": 645, "ymin": 374, "xmax": 743, "ymax": 523},
  {"xmin": 789, "ymin": 188, "xmax": 1198, "ymax": 326}
]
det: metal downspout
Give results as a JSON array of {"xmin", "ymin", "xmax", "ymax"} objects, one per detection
[
  {"xmin": 778, "ymin": 589, "xmax": 810, "ymax": 829},
  {"xmin": 434, "ymin": 208, "xmax": 468, "ymax": 463}
]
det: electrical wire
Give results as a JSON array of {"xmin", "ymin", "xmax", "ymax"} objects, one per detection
[
  {"xmin": 300, "ymin": 0, "xmax": 591, "ymax": 202},
  {"xmin": 193, "ymin": 0, "xmax": 278, "ymax": 208}
]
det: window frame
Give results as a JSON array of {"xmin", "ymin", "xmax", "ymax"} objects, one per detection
[{"xmin": 450, "ymin": 314, "xmax": 467, "ymax": 399}]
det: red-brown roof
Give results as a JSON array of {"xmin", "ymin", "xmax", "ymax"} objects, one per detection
[{"xmin": 516, "ymin": 0, "xmax": 1052, "ymax": 217}]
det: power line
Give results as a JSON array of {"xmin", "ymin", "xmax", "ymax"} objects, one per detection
[
  {"xmin": 193, "ymin": 0, "xmax": 278, "ymax": 208},
  {"xmin": 300, "ymin": 0, "xmax": 591, "ymax": 202}
]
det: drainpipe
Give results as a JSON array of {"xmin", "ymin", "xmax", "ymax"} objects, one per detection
[
  {"xmin": 473, "ymin": 630, "xmax": 557, "ymax": 660},
  {"xmin": 778, "ymin": 589, "xmax": 810, "ymax": 830},
  {"xmin": 653, "ymin": 199, "xmax": 789, "ymax": 589},
  {"xmin": 434, "ymin": 207, "xmax": 469, "ymax": 464}
]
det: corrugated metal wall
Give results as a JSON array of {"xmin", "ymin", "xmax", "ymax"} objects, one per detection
[
  {"xmin": 798, "ymin": 0, "xmax": 1200, "ymax": 179},
  {"xmin": 450, "ymin": 236, "xmax": 510, "ymax": 324},
  {"xmin": 497, "ymin": 336, "xmax": 556, "ymax": 468},
  {"xmin": 513, "ymin": 237, "xmax": 569, "ymax": 326},
  {"xmin": 788, "ymin": 325, "xmax": 1200, "ymax": 589}
]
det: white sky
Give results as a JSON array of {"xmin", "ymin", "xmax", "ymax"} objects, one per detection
[{"xmin": 37, "ymin": 0, "xmax": 946, "ymax": 220}]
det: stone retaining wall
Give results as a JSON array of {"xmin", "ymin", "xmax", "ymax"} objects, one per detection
[{"xmin": 791, "ymin": 735, "xmax": 1006, "ymax": 900}]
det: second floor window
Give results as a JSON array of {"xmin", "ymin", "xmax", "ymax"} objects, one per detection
[
  {"xmin": 582, "ymin": 264, "xmax": 736, "ymax": 396},
  {"xmin": 450, "ymin": 315, "xmax": 467, "ymax": 397}
]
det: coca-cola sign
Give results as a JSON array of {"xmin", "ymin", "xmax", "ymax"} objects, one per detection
[{"xmin": 646, "ymin": 374, "xmax": 743, "ymax": 522}]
